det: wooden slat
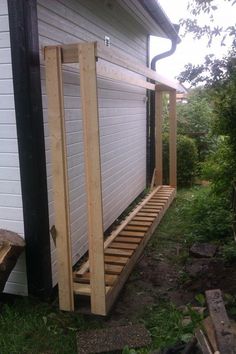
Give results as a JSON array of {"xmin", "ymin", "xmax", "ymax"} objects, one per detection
[
  {"xmin": 119, "ymin": 231, "xmax": 145, "ymax": 237},
  {"xmin": 105, "ymin": 248, "xmax": 134, "ymax": 257},
  {"xmin": 115, "ymin": 237, "xmax": 142, "ymax": 244},
  {"xmin": 124, "ymin": 225, "xmax": 149, "ymax": 232},
  {"xmin": 79, "ymin": 42, "xmax": 106, "ymax": 315},
  {"xmin": 76, "ymin": 273, "xmax": 118, "ymax": 286},
  {"xmin": 169, "ymin": 90, "xmax": 177, "ymax": 187},
  {"xmin": 104, "ymin": 255, "xmax": 129, "ymax": 265},
  {"xmin": 129, "ymin": 221, "xmax": 152, "ymax": 227},
  {"xmin": 109, "ymin": 242, "xmax": 138, "ymax": 250},
  {"xmin": 73, "ymin": 283, "xmax": 111, "ymax": 296},
  {"xmin": 155, "ymin": 89, "xmax": 163, "ymax": 186},
  {"xmin": 44, "ymin": 46, "xmax": 74, "ymax": 312},
  {"xmin": 137, "ymin": 212, "xmax": 158, "ymax": 217},
  {"xmin": 132, "ymin": 216, "xmax": 155, "ymax": 222},
  {"xmin": 105, "ymin": 264, "xmax": 124, "ymax": 275},
  {"xmin": 142, "ymin": 207, "xmax": 161, "ymax": 212}
]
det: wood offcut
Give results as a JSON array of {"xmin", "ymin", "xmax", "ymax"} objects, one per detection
[{"xmin": 0, "ymin": 229, "xmax": 25, "ymax": 293}]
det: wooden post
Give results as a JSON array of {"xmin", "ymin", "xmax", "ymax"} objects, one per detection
[
  {"xmin": 78, "ymin": 43, "xmax": 106, "ymax": 315},
  {"xmin": 155, "ymin": 88, "xmax": 163, "ymax": 186},
  {"xmin": 169, "ymin": 90, "xmax": 177, "ymax": 187},
  {"xmin": 45, "ymin": 46, "xmax": 74, "ymax": 311}
]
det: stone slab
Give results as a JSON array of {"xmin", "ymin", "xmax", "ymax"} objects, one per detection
[
  {"xmin": 190, "ymin": 243, "xmax": 217, "ymax": 258},
  {"xmin": 77, "ymin": 324, "xmax": 151, "ymax": 354}
]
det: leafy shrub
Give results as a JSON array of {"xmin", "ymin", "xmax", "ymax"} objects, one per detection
[
  {"xmin": 163, "ymin": 134, "xmax": 198, "ymax": 187},
  {"xmin": 221, "ymin": 241, "xmax": 236, "ymax": 263},
  {"xmin": 201, "ymin": 137, "xmax": 236, "ymax": 195},
  {"xmin": 184, "ymin": 187, "xmax": 233, "ymax": 242}
]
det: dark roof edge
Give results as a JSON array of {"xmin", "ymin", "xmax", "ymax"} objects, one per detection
[{"xmin": 138, "ymin": 0, "xmax": 181, "ymax": 43}]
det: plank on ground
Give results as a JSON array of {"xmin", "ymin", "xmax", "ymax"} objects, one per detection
[{"xmin": 205, "ymin": 289, "xmax": 236, "ymax": 353}]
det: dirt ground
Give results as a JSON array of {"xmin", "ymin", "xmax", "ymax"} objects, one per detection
[{"xmin": 105, "ymin": 237, "xmax": 236, "ymax": 326}]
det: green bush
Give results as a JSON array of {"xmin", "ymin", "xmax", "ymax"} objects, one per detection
[
  {"xmin": 221, "ymin": 240, "xmax": 236, "ymax": 263},
  {"xmin": 201, "ymin": 137, "xmax": 236, "ymax": 195},
  {"xmin": 163, "ymin": 134, "xmax": 198, "ymax": 187},
  {"xmin": 184, "ymin": 187, "xmax": 233, "ymax": 242}
]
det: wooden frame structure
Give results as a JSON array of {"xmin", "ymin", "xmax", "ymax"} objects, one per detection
[{"xmin": 44, "ymin": 41, "xmax": 177, "ymax": 315}]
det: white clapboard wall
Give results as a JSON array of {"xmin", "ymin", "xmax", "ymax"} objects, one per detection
[
  {"xmin": 0, "ymin": 0, "xmax": 27, "ymax": 295},
  {"xmin": 38, "ymin": 0, "xmax": 148, "ymax": 285}
]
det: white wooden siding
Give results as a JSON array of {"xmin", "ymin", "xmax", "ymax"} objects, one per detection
[
  {"xmin": 38, "ymin": 0, "xmax": 147, "ymax": 285},
  {"xmin": 0, "ymin": 0, "xmax": 27, "ymax": 296}
]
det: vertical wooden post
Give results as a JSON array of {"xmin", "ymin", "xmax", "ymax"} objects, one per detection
[
  {"xmin": 78, "ymin": 43, "xmax": 106, "ymax": 315},
  {"xmin": 45, "ymin": 46, "xmax": 74, "ymax": 311},
  {"xmin": 155, "ymin": 88, "xmax": 163, "ymax": 186},
  {"xmin": 169, "ymin": 90, "xmax": 177, "ymax": 187}
]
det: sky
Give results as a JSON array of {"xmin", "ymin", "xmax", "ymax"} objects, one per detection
[{"xmin": 150, "ymin": 0, "xmax": 236, "ymax": 81}]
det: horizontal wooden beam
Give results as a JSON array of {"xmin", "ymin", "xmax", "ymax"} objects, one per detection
[
  {"xmin": 57, "ymin": 42, "xmax": 178, "ymax": 90},
  {"xmin": 97, "ymin": 62, "xmax": 155, "ymax": 90}
]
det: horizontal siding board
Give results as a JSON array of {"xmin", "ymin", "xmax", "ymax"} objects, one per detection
[
  {"xmin": 0, "ymin": 48, "xmax": 11, "ymax": 64},
  {"xmin": 0, "ymin": 31, "xmax": 10, "ymax": 47},
  {"xmin": 0, "ymin": 15, "xmax": 9, "ymax": 31},
  {"xmin": 38, "ymin": 0, "xmax": 147, "ymax": 286},
  {"xmin": 0, "ymin": 0, "xmax": 27, "ymax": 295}
]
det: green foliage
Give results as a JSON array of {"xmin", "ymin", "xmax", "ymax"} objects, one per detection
[
  {"xmin": 180, "ymin": 0, "xmax": 236, "ymax": 48},
  {"xmin": 163, "ymin": 134, "xmax": 198, "ymax": 187},
  {"xmin": 143, "ymin": 302, "xmax": 202, "ymax": 350},
  {"xmin": 122, "ymin": 346, "xmax": 137, "ymax": 354},
  {"xmin": 177, "ymin": 89, "xmax": 215, "ymax": 161},
  {"xmin": 184, "ymin": 187, "xmax": 233, "ymax": 242},
  {"xmin": 0, "ymin": 298, "xmax": 101, "ymax": 354},
  {"xmin": 195, "ymin": 293, "xmax": 206, "ymax": 306},
  {"xmin": 201, "ymin": 137, "xmax": 236, "ymax": 194},
  {"xmin": 221, "ymin": 240, "xmax": 236, "ymax": 263}
]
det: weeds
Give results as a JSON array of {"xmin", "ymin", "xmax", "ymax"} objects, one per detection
[{"xmin": 142, "ymin": 301, "xmax": 202, "ymax": 350}]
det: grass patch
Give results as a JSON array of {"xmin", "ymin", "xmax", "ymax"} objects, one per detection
[
  {"xmin": 0, "ymin": 297, "xmax": 101, "ymax": 354},
  {"xmin": 143, "ymin": 301, "xmax": 202, "ymax": 350}
]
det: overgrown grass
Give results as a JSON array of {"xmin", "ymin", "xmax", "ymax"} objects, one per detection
[{"xmin": 0, "ymin": 297, "xmax": 101, "ymax": 354}]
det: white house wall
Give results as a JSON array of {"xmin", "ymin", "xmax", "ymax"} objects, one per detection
[
  {"xmin": 37, "ymin": 0, "xmax": 147, "ymax": 285},
  {"xmin": 0, "ymin": 0, "xmax": 27, "ymax": 296}
]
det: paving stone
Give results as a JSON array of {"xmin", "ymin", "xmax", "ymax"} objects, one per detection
[
  {"xmin": 77, "ymin": 324, "xmax": 151, "ymax": 354},
  {"xmin": 190, "ymin": 243, "xmax": 217, "ymax": 258}
]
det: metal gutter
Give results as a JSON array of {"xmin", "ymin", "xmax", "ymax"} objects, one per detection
[{"xmin": 138, "ymin": 0, "xmax": 181, "ymax": 43}]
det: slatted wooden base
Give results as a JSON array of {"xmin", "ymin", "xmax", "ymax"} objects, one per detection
[{"xmin": 73, "ymin": 185, "xmax": 176, "ymax": 314}]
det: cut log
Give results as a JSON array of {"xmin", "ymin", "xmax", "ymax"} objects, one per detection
[{"xmin": 0, "ymin": 229, "xmax": 25, "ymax": 292}]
